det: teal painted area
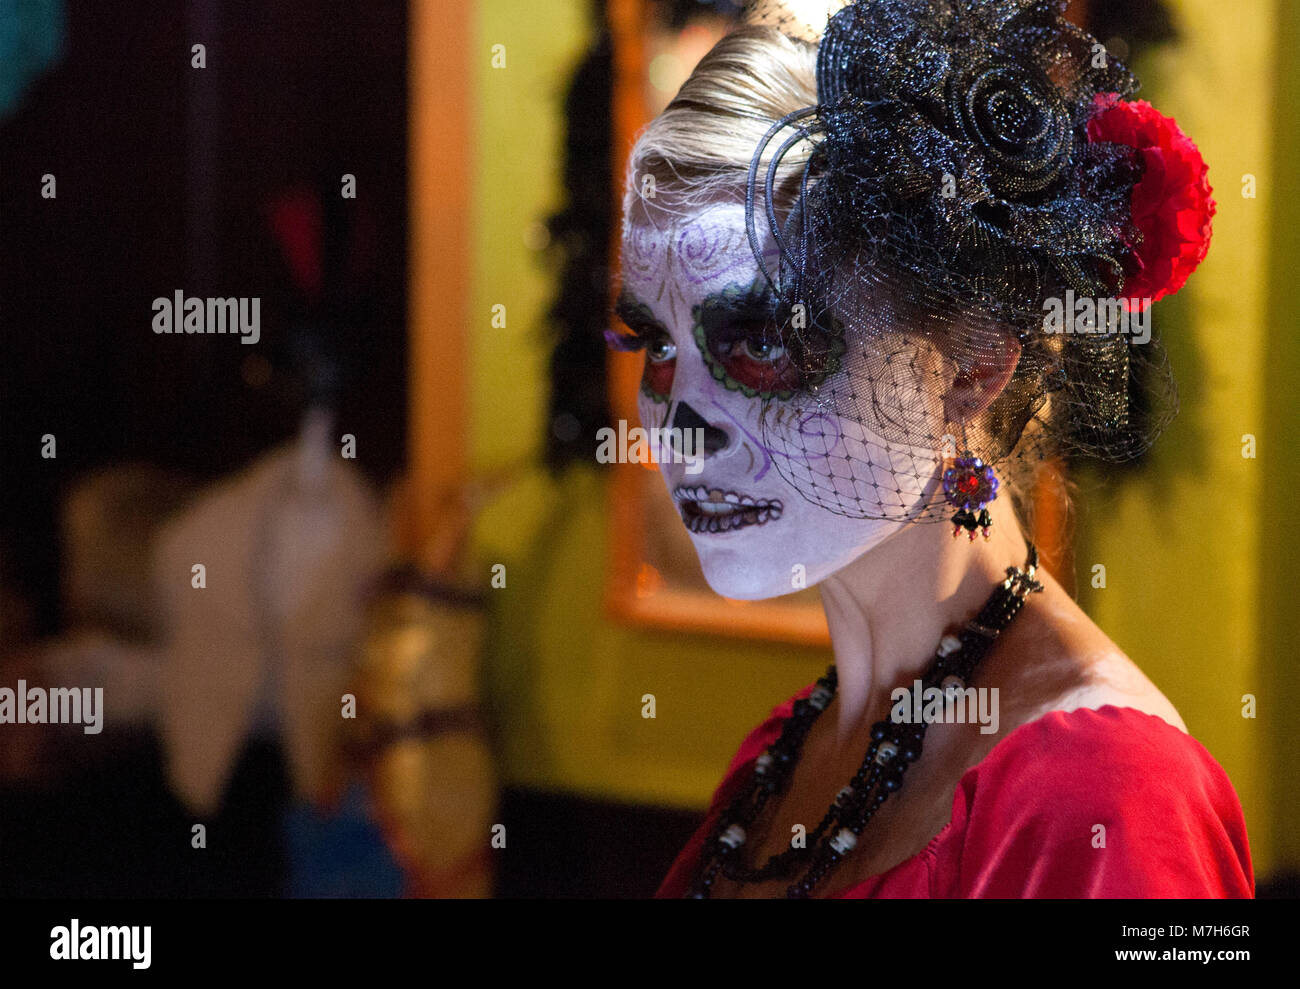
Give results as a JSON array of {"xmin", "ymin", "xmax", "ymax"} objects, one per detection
[{"xmin": 0, "ymin": 0, "xmax": 65, "ymax": 122}]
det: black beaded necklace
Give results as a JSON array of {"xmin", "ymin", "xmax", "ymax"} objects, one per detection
[{"xmin": 686, "ymin": 544, "xmax": 1044, "ymax": 898}]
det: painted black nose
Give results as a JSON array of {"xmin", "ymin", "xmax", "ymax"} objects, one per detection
[{"xmin": 670, "ymin": 401, "xmax": 729, "ymax": 456}]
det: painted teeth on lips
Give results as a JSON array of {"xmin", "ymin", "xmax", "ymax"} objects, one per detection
[{"xmin": 672, "ymin": 486, "xmax": 784, "ymax": 535}]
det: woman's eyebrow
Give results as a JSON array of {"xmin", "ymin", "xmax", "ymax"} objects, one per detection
[
  {"xmin": 698, "ymin": 281, "xmax": 779, "ymax": 319},
  {"xmin": 612, "ymin": 292, "xmax": 666, "ymax": 334}
]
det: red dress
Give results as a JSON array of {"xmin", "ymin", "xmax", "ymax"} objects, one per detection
[{"xmin": 656, "ymin": 682, "xmax": 1254, "ymax": 898}]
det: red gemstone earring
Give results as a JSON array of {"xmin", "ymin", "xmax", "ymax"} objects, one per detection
[{"xmin": 942, "ymin": 451, "xmax": 999, "ymax": 540}]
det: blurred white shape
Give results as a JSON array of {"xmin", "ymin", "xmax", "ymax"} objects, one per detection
[{"xmin": 154, "ymin": 409, "xmax": 389, "ymax": 816}]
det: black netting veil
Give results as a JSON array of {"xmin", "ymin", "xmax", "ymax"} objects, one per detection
[{"xmin": 732, "ymin": 0, "xmax": 1177, "ymax": 523}]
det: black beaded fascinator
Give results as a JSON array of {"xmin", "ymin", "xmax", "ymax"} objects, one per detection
[{"xmin": 724, "ymin": 0, "xmax": 1213, "ymax": 522}]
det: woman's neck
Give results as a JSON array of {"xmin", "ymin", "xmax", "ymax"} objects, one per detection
[{"xmin": 817, "ymin": 498, "xmax": 1029, "ymax": 757}]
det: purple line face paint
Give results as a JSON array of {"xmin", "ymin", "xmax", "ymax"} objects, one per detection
[
  {"xmin": 621, "ymin": 200, "xmax": 928, "ymax": 600},
  {"xmin": 674, "ymin": 219, "xmax": 749, "ymax": 285},
  {"xmin": 708, "ymin": 399, "xmax": 773, "ymax": 482},
  {"xmin": 621, "ymin": 203, "xmax": 764, "ymax": 333},
  {"xmin": 795, "ymin": 412, "xmax": 844, "ymax": 460}
]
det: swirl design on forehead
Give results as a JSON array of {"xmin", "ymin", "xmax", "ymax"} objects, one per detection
[
  {"xmin": 623, "ymin": 222, "xmax": 663, "ymax": 290},
  {"xmin": 622, "ymin": 210, "xmax": 762, "ymax": 295},
  {"xmin": 675, "ymin": 219, "xmax": 749, "ymax": 285},
  {"xmin": 621, "ymin": 210, "xmax": 784, "ymax": 338}
]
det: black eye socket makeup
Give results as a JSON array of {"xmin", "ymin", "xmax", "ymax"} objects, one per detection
[
  {"xmin": 610, "ymin": 293, "xmax": 677, "ymax": 402},
  {"xmin": 696, "ymin": 283, "xmax": 779, "ymax": 346},
  {"xmin": 609, "ymin": 294, "xmax": 667, "ymax": 350},
  {"xmin": 693, "ymin": 282, "xmax": 845, "ymax": 400}
]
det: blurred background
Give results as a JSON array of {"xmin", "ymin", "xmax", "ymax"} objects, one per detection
[{"xmin": 0, "ymin": 0, "xmax": 1295, "ymax": 897}]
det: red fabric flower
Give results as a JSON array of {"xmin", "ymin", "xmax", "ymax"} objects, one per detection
[{"xmin": 1087, "ymin": 93, "xmax": 1216, "ymax": 312}]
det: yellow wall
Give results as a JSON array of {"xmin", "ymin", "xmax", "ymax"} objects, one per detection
[
  {"xmin": 1073, "ymin": 0, "xmax": 1288, "ymax": 877},
  {"xmin": 465, "ymin": 0, "xmax": 1295, "ymax": 878},
  {"xmin": 1260, "ymin": 0, "xmax": 1300, "ymax": 877}
]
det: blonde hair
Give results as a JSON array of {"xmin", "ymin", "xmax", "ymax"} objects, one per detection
[{"xmin": 623, "ymin": 26, "xmax": 817, "ymax": 219}]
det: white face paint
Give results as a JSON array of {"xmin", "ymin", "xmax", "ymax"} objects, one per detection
[{"xmin": 618, "ymin": 200, "xmax": 942, "ymax": 600}]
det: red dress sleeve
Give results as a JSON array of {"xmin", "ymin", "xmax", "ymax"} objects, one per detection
[
  {"xmin": 657, "ymin": 695, "xmax": 1254, "ymax": 899},
  {"xmin": 935, "ymin": 706, "xmax": 1255, "ymax": 898}
]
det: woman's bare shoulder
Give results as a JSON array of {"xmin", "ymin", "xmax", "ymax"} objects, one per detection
[
  {"xmin": 983, "ymin": 568, "xmax": 1188, "ymax": 738},
  {"xmin": 1036, "ymin": 659, "xmax": 1188, "ymax": 733}
]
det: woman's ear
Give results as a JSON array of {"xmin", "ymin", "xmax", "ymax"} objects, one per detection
[{"xmin": 941, "ymin": 329, "xmax": 1022, "ymax": 423}]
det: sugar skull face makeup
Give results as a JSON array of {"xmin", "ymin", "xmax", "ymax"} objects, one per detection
[{"xmin": 616, "ymin": 200, "xmax": 941, "ymax": 600}]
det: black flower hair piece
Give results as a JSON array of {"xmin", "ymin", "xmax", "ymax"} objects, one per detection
[
  {"xmin": 804, "ymin": 0, "xmax": 1144, "ymax": 329},
  {"xmin": 738, "ymin": 0, "xmax": 1183, "ymax": 522}
]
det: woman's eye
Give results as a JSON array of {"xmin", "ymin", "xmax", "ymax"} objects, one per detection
[
  {"xmin": 741, "ymin": 338, "xmax": 784, "ymax": 362},
  {"xmin": 640, "ymin": 333, "xmax": 676, "ymax": 403},
  {"xmin": 693, "ymin": 290, "xmax": 845, "ymax": 400},
  {"xmin": 647, "ymin": 335, "xmax": 677, "ymax": 363},
  {"xmin": 702, "ymin": 332, "xmax": 800, "ymax": 398}
]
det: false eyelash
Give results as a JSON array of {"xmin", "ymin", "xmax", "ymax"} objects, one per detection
[{"xmin": 604, "ymin": 327, "xmax": 646, "ymax": 352}]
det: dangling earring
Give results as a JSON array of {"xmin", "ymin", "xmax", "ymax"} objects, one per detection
[{"xmin": 942, "ymin": 443, "xmax": 999, "ymax": 541}]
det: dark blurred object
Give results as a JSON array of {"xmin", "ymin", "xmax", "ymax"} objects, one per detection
[
  {"xmin": 265, "ymin": 177, "xmax": 383, "ymax": 412},
  {"xmin": 657, "ymin": 0, "xmax": 746, "ymax": 30},
  {"xmin": 493, "ymin": 786, "xmax": 704, "ymax": 898},
  {"xmin": 0, "ymin": 0, "xmax": 408, "ymax": 899},
  {"xmin": 1257, "ymin": 871, "xmax": 1300, "ymax": 899},
  {"xmin": 0, "ymin": 731, "xmax": 289, "ymax": 897},
  {"xmin": 543, "ymin": 0, "xmax": 740, "ymax": 472},
  {"xmin": 1087, "ymin": 0, "xmax": 1178, "ymax": 63},
  {"xmin": 543, "ymin": 3, "xmax": 615, "ymax": 472},
  {"xmin": 0, "ymin": 0, "xmax": 407, "ymax": 636}
]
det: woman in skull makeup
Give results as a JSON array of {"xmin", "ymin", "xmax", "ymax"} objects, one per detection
[{"xmin": 610, "ymin": 0, "xmax": 1252, "ymax": 898}]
